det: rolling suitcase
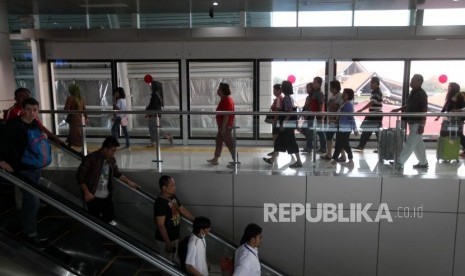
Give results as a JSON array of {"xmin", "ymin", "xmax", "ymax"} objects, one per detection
[
  {"xmin": 436, "ymin": 120, "xmax": 460, "ymax": 162},
  {"xmin": 378, "ymin": 117, "xmax": 405, "ymax": 162}
]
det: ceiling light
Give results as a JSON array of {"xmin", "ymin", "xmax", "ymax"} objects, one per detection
[
  {"xmin": 79, "ymin": 4, "xmax": 128, "ymax": 8},
  {"xmin": 213, "ymin": 2, "xmax": 219, "ymax": 6}
]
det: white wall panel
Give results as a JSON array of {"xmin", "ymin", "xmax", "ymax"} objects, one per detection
[
  {"xmin": 459, "ymin": 179, "xmax": 465, "ymax": 213},
  {"xmin": 234, "ymin": 174, "xmax": 306, "ymax": 207},
  {"xmin": 382, "ymin": 177, "xmax": 459, "ymax": 213},
  {"xmin": 305, "ymin": 211, "xmax": 379, "ymax": 276},
  {"xmin": 308, "ymin": 175, "xmax": 382, "ymax": 209},
  {"xmin": 378, "ymin": 213, "xmax": 456, "ymax": 276},
  {"xmin": 183, "ymin": 205, "xmax": 234, "ymax": 241},
  {"xmin": 164, "ymin": 172, "xmax": 233, "ymax": 206},
  {"xmin": 454, "ymin": 214, "xmax": 465, "ymax": 276}
]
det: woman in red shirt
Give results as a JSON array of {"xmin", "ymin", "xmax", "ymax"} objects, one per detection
[{"xmin": 207, "ymin": 83, "xmax": 235, "ymax": 165}]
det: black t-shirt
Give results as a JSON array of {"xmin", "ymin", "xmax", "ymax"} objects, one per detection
[
  {"xmin": 154, "ymin": 195, "xmax": 182, "ymax": 241},
  {"xmin": 403, "ymin": 88, "xmax": 428, "ymax": 123}
]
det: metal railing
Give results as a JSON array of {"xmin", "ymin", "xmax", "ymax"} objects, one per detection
[{"xmin": 0, "ymin": 169, "xmax": 186, "ymax": 276}]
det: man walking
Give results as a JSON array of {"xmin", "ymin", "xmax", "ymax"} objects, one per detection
[
  {"xmin": 154, "ymin": 175, "xmax": 195, "ymax": 262},
  {"xmin": 353, "ymin": 77, "xmax": 383, "ymax": 152},
  {"xmin": 77, "ymin": 136, "xmax": 140, "ymax": 225},
  {"xmin": 391, "ymin": 74, "xmax": 428, "ymax": 169}
]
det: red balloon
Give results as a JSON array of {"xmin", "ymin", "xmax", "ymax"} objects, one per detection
[
  {"xmin": 144, "ymin": 74, "xmax": 153, "ymax": 84},
  {"xmin": 287, "ymin": 75, "xmax": 296, "ymax": 84},
  {"xmin": 439, "ymin": 74, "xmax": 448, "ymax": 84}
]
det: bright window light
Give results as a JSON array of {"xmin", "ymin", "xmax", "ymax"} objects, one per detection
[
  {"xmin": 298, "ymin": 11, "xmax": 352, "ymax": 27},
  {"xmin": 354, "ymin": 10, "xmax": 410, "ymax": 26},
  {"xmin": 424, "ymin": 8, "xmax": 465, "ymax": 26},
  {"xmin": 271, "ymin": 12, "xmax": 297, "ymax": 27}
]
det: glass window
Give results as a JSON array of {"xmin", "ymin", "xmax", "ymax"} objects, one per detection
[
  {"xmin": 11, "ymin": 40, "xmax": 35, "ymax": 96},
  {"xmin": 191, "ymin": 12, "xmax": 241, "ymax": 27},
  {"xmin": 354, "ymin": 10, "xmax": 410, "ymax": 26},
  {"xmin": 258, "ymin": 60, "xmax": 326, "ymax": 138},
  {"xmin": 246, "ymin": 12, "xmax": 271, "ymax": 27},
  {"xmin": 38, "ymin": 14, "xmax": 87, "ymax": 29},
  {"xmin": 335, "ymin": 60, "xmax": 405, "ymax": 132},
  {"xmin": 88, "ymin": 14, "xmax": 133, "ymax": 29},
  {"xmin": 8, "ymin": 15, "xmax": 34, "ymax": 32},
  {"xmin": 116, "ymin": 61, "xmax": 181, "ymax": 137},
  {"xmin": 298, "ymin": 11, "xmax": 352, "ymax": 27},
  {"xmin": 51, "ymin": 61, "xmax": 113, "ymax": 136},
  {"xmin": 271, "ymin": 12, "xmax": 297, "ymax": 27},
  {"xmin": 188, "ymin": 61, "xmax": 254, "ymax": 138},
  {"xmin": 424, "ymin": 9, "xmax": 465, "ymax": 26},
  {"xmin": 140, "ymin": 13, "xmax": 189, "ymax": 28},
  {"xmin": 410, "ymin": 60, "xmax": 465, "ymax": 136}
]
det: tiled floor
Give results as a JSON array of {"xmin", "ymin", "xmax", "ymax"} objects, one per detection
[{"xmin": 49, "ymin": 142, "xmax": 465, "ymax": 178}]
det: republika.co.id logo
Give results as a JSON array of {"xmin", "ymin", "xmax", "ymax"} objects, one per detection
[{"xmin": 264, "ymin": 203, "xmax": 424, "ymax": 223}]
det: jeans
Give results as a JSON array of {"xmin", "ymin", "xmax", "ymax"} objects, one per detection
[
  {"xmin": 303, "ymin": 120, "xmax": 327, "ymax": 151},
  {"xmin": 111, "ymin": 117, "xmax": 130, "ymax": 147},
  {"xmin": 17, "ymin": 169, "xmax": 41, "ymax": 237},
  {"xmin": 86, "ymin": 196, "xmax": 115, "ymax": 223}
]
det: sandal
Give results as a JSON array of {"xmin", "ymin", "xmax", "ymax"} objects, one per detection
[
  {"xmin": 263, "ymin": 157, "xmax": 275, "ymax": 165},
  {"xmin": 289, "ymin": 162, "xmax": 303, "ymax": 168},
  {"xmin": 337, "ymin": 157, "xmax": 347, "ymax": 162},
  {"xmin": 320, "ymin": 155, "xmax": 331, "ymax": 160},
  {"xmin": 207, "ymin": 159, "xmax": 219, "ymax": 165}
]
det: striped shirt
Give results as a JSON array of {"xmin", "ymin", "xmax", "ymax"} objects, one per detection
[{"xmin": 369, "ymin": 88, "xmax": 383, "ymax": 112}]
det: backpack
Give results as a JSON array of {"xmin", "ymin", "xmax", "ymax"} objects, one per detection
[
  {"xmin": 177, "ymin": 236, "xmax": 190, "ymax": 271},
  {"xmin": 21, "ymin": 127, "xmax": 52, "ymax": 169}
]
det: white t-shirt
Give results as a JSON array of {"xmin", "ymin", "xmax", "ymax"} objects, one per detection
[
  {"xmin": 233, "ymin": 244, "xmax": 260, "ymax": 276},
  {"xmin": 116, "ymin": 99, "xmax": 127, "ymax": 118},
  {"xmin": 185, "ymin": 234, "xmax": 208, "ymax": 276},
  {"xmin": 94, "ymin": 161, "xmax": 109, "ymax": 198}
]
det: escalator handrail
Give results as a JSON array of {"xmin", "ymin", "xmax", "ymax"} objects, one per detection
[
  {"xmin": 53, "ymin": 143, "xmax": 285, "ymax": 276},
  {"xmin": 114, "ymin": 177, "xmax": 286, "ymax": 276},
  {"xmin": 0, "ymin": 169, "xmax": 186, "ymax": 276}
]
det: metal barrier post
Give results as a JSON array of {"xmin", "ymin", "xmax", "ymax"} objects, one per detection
[
  {"xmin": 230, "ymin": 122, "xmax": 241, "ymax": 172},
  {"xmin": 312, "ymin": 115, "xmax": 317, "ymax": 165},
  {"xmin": 81, "ymin": 122, "xmax": 87, "ymax": 156},
  {"xmin": 152, "ymin": 115, "xmax": 162, "ymax": 171}
]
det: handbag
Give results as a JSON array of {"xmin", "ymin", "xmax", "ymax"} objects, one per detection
[
  {"xmin": 264, "ymin": 115, "xmax": 274, "ymax": 124},
  {"xmin": 120, "ymin": 117, "xmax": 129, "ymax": 126}
]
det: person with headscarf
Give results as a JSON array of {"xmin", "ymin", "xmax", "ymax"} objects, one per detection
[{"xmin": 145, "ymin": 80, "xmax": 173, "ymax": 147}]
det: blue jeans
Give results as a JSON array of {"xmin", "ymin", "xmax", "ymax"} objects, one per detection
[
  {"xmin": 17, "ymin": 169, "xmax": 41, "ymax": 237},
  {"xmin": 303, "ymin": 120, "xmax": 327, "ymax": 151},
  {"xmin": 111, "ymin": 117, "xmax": 130, "ymax": 147}
]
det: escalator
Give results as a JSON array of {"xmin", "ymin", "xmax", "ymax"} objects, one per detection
[
  {"xmin": 48, "ymin": 143, "xmax": 284, "ymax": 276},
  {"xmin": 0, "ymin": 169, "xmax": 185, "ymax": 276},
  {"xmin": 0, "ymin": 143, "xmax": 284, "ymax": 275}
]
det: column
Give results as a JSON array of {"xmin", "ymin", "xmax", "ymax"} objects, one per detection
[{"xmin": 0, "ymin": 0, "xmax": 17, "ymax": 112}]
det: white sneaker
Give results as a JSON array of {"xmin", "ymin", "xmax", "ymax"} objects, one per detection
[{"xmin": 109, "ymin": 220, "xmax": 118, "ymax": 226}]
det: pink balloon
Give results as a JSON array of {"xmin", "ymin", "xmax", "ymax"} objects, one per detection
[
  {"xmin": 439, "ymin": 74, "xmax": 448, "ymax": 84},
  {"xmin": 287, "ymin": 75, "xmax": 296, "ymax": 84}
]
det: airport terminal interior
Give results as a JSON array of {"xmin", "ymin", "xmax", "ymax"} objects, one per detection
[{"xmin": 2, "ymin": 0, "xmax": 465, "ymax": 275}]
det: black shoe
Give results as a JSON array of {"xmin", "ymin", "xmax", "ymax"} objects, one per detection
[
  {"xmin": 373, "ymin": 149, "xmax": 378, "ymax": 153},
  {"xmin": 21, "ymin": 234, "xmax": 48, "ymax": 249},
  {"xmin": 413, "ymin": 163, "xmax": 428, "ymax": 169},
  {"xmin": 352, "ymin": 146, "xmax": 364, "ymax": 151},
  {"xmin": 267, "ymin": 151, "xmax": 274, "ymax": 156}
]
